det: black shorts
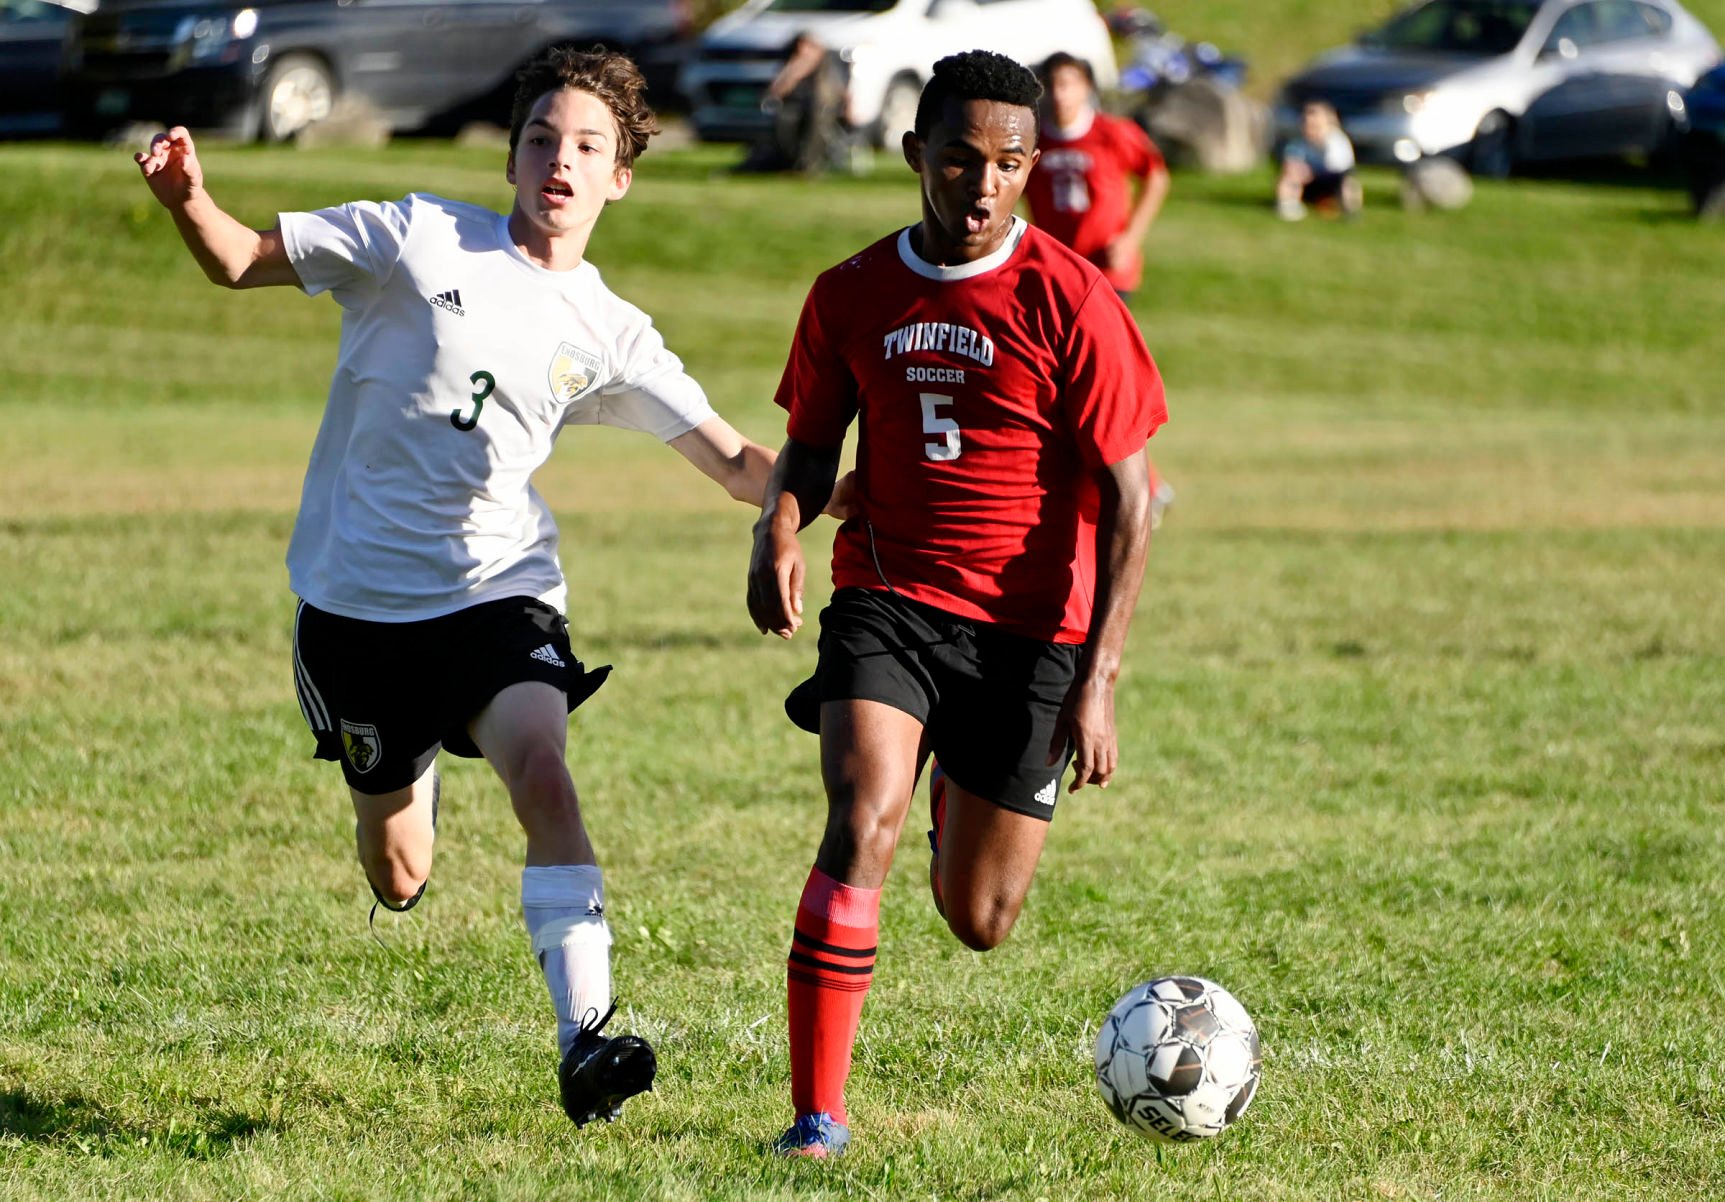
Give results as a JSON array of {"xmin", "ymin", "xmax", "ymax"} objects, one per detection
[
  {"xmin": 1301, "ymin": 170, "xmax": 1352, "ymax": 204},
  {"xmin": 789, "ymin": 587, "xmax": 1080, "ymax": 820},
  {"xmin": 292, "ymin": 596, "xmax": 610, "ymax": 794}
]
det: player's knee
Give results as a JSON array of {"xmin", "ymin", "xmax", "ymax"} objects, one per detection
[
  {"xmin": 362, "ymin": 847, "xmax": 429, "ymax": 907},
  {"xmin": 821, "ymin": 802, "xmax": 899, "ymax": 869},
  {"xmin": 944, "ymin": 898, "xmax": 1019, "ymax": 952}
]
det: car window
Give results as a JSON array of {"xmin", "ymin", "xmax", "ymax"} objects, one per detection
[
  {"xmin": 0, "ymin": 0, "xmax": 68, "ymax": 25},
  {"xmin": 764, "ymin": 0, "xmax": 900, "ymax": 12},
  {"xmin": 1365, "ymin": 1, "xmax": 1540, "ymax": 56},
  {"xmin": 1544, "ymin": 2, "xmax": 1611, "ymax": 50},
  {"xmin": 1616, "ymin": 0, "xmax": 1674, "ymax": 38}
]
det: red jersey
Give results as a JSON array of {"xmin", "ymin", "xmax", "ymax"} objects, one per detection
[
  {"xmin": 774, "ymin": 220, "xmax": 1166, "ymax": 644},
  {"xmin": 1023, "ymin": 110, "xmax": 1165, "ymax": 293}
]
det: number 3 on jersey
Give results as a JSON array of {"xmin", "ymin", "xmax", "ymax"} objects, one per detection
[
  {"xmin": 920, "ymin": 393, "xmax": 961, "ymax": 461},
  {"xmin": 452, "ymin": 370, "xmax": 494, "ymax": 431}
]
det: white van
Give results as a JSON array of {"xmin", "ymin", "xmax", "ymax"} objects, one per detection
[{"xmin": 680, "ymin": 0, "xmax": 1118, "ymax": 148}]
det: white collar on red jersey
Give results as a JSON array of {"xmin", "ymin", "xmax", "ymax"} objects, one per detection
[
  {"xmin": 896, "ymin": 216, "xmax": 1028, "ymax": 282},
  {"xmin": 1049, "ymin": 106, "xmax": 1097, "ymax": 140}
]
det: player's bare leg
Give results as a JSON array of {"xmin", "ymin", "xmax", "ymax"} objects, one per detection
[
  {"xmin": 814, "ymin": 700, "xmax": 925, "ymax": 887},
  {"xmin": 467, "ymin": 680, "xmax": 655, "ymax": 1128},
  {"xmin": 352, "ymin": 761, "xmax": 438, "ymax": 910},
  {"xmin": 776, "ymin": 699, "xmax": 922, "ymax": 1158},
  {"xmin": 469, "ymin": 681, "xmax": 594, "ymax": 867},
  {"xmin": 933, "ymin": 778, "xmax": 1051, "ymax": 951}
]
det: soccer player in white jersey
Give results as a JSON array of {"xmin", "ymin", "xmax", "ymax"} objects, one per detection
[{"xmin": 136, "ymin": 48, "xmax": 801, "ymax": 1129}]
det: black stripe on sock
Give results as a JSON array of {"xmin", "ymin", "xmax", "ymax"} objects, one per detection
[
  {"xmin": 792, "ymin": 928, "xmax": 877, "ymax": 959},
  {"xmin": 789, "ymin": 967, "xmax": 873, "ymax": 992},
  {"xmin": 788, "ymin": 949, "xmax": 874, "ymax": 976}
]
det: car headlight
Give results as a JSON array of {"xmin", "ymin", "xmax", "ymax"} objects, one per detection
[
  {"xmin": 1393, "ymin": 91, "xmax": 1432, "ymax": 115},
  {"xmin": 182, "ymin": 8, "xmax": 258, "ymax": 62}
]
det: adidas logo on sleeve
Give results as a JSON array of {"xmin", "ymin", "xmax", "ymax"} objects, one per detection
[{"xmin": 428, "ymin": 288, "xmax": 465, "ymax": 316}]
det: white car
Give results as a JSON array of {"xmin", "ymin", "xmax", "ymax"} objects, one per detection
[
  {"xmin": 1274, "ymin": 0, "xmax": 1720, "ymax": 174},
  {"xmin": 680, "ymin": 0, "xmax": 1118, "ymax": 148}
]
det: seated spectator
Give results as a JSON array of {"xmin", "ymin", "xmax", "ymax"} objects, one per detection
[
  {"xmin": 734, "ymin": 33, "xmax": 852, "ymax": 175},
  {"xmin": 1277, "ymin": 101, "xmax": 1362, "ymax": 220}
]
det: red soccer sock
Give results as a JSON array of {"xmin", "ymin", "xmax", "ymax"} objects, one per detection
[{"xmin": 787, "ymin": 866, "xmax": 880, "ymax": 1124}]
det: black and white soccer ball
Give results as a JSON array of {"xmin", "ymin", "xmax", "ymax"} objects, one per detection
[{"xmin": 1094, "ymin": 976, "xmax": 1262, "ymax": 1142}]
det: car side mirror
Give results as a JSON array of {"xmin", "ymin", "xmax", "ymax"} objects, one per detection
[{"xmin": 1540, "ymin": 36, "xmax": 1580, "ymax": 60}]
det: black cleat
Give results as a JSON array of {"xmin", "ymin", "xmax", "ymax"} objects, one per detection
[{"xmin": 558, "ymin": 1002, "xmax": 657, "ymax": 1128}]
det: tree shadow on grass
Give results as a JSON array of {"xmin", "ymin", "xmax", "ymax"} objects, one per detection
[{"xmin": 0, "ymin": 1086, "xmax": 273, "ymax": 1159}]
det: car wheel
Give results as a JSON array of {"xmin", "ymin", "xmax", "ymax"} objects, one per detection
[
  {"xmin": 1469, "ymin": 110, "xmax": 1515, "ymax": 179},
  {"xmin": 260, "ymin": 54, "xmax": 336, "ymax": 143},
  {"xmin": 1688, "ymin": 132, "xmax": 1725, "ymax": 219},
  {"xmin": 873, "ymin": 75, "xmax": 921, "ymax": 150}
]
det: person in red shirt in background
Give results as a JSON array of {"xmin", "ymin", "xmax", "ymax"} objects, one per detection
[
  {"xmin": 1024, "ymin": 51, "xmax": 1169, "ymax": 304},
  {"xmin": 1024, "ymin": 51, "xmax": 1175, "ymax": 528},
  {"xmin": 747, "ymin": 50, "xmax": 1165, "ymax": 1159}
]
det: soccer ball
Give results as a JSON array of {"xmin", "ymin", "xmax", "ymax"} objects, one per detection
[{"xmin": 1094, "ymin": 976, "xmax": 1261, "ymax": 1142}]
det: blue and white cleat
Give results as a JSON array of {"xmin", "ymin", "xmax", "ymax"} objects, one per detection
[{"xmin": 773, "ymin": 1111, "xmax": 851, "ymax": 1159}]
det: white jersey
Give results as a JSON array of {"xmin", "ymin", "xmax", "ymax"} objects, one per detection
[
  {"xmin": 1283, "ymin": 129, "xmax": 1356, "ymax": 175},
  {"xmin": 279, "ymin": 193, "xmax": 714, "ymax": 622}
]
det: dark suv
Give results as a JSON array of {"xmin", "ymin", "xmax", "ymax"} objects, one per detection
[{"xmin": 65, "ymin": 0, "xmax": 692, "ymax": 142}]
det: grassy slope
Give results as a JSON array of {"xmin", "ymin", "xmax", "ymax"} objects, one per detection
[{"xmin": 1, "ymin": 141, "xmax": 1723, "ymax": 1200}]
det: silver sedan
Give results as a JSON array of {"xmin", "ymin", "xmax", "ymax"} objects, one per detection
[{"xmin": 1274, "ymin": 0, "xmax": 1720, "ymax": 175}]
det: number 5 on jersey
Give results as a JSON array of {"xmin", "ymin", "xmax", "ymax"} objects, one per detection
[{"xmin": 921, "ymin": 393, "xmax": 961, "ymax": 461}]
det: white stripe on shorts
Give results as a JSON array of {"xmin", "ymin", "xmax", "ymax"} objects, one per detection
[{"xmin": 292, "ymin": 601, "xmax": 332, "ymax": 732}]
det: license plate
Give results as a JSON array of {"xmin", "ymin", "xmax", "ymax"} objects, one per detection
[
  {"xmin": 96, "ymin": 88, "xmax": 130, "ymax": 116},
  {"xmin": 720, "ymin": 86, "xmax": 762, "ymax": 109}
]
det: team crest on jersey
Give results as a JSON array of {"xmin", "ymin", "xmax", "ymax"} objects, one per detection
[
  {"xmin": 549, "ymin": 342, "xmax": 603, "ymax": 405},
  {"xmin": 339, "ymin": 719, "xmax": 382, "ymax": 775}
]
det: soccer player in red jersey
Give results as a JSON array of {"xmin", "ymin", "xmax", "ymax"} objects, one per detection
[
  {"xmin": 746, "ymin": 50, "xmax": 1167, "ymax": 1158},
  {"xmin": 1022, "ymin": 51, "xmax": 1169, "ymax": 303}
]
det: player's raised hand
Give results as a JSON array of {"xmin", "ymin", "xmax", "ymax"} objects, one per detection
[
  {"xmin": 747, "ymin": 521, "xmax": 805, "ymax": 639},
  {"xmin": 1051, "ymin": 676, "xmax": 1117, "ymax": 791},
  {"xmin": 135, "ymin": 126, "xmax": 204, "ymax": 208}
]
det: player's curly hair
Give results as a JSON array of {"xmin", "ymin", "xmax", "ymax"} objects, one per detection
[
  {"xmin": 913, "ymin": 50, "xmax": 1043, "ymax": 139},
  {"xmin": 509, "ymin": 46, "xmax": 660, "ymax": 169}
]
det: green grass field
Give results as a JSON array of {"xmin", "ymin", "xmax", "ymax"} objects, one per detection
[{"xmin": 2, "ymin": 135, "xmax": 1723, "ymax": 1200}]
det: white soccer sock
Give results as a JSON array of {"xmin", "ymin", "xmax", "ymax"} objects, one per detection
[{"xmin": 521, "ymin": 864, "xmax": 612, "ymax": 1059}]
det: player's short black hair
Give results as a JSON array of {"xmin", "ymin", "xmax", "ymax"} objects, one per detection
[
  {"xmin": 913, "ymin": 50, "xmax": 1042, "ymax": 140},
  {"xmin": 1038, "ymin": 51, "xmax": 1096, "ymax": 88}
]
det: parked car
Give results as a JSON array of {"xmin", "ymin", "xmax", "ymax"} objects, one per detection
[
  {"xmin": 1274, "ymin": 0, "xmax": 1720, "ymax": 176},
  {"xmin": 0, "ymin": 0, "xmax": 93, "ymax": 138},
  {"xmin": 63, "ymin": 0, "xmax": 694, "ymax": 143},
  {"xmin": 1681, "ymin": 61, "xmax": 1725, "ymax": 211},
  {"xmin": 680, "ymin": 0, "xmax": 1118, "ymax": 149}
]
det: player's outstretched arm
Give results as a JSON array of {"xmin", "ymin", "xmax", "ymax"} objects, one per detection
[
  {"xmin": 672, "ymin": 417, "xmax": 858, "ymax": 517},
  {"xmin": 1054, "ymin": 448, "xmax": 1152, "ymax": 791},
  {"xmin": 670, "ymin": 416, "xmax": 779, "ymax": 505},
  {"xmin": 746, "ymin": 438, "xmax": 840, "ymax": 639},
  {"xmin": 135, "ymin": 127, "xmax": 300, "ymax": 290}
]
